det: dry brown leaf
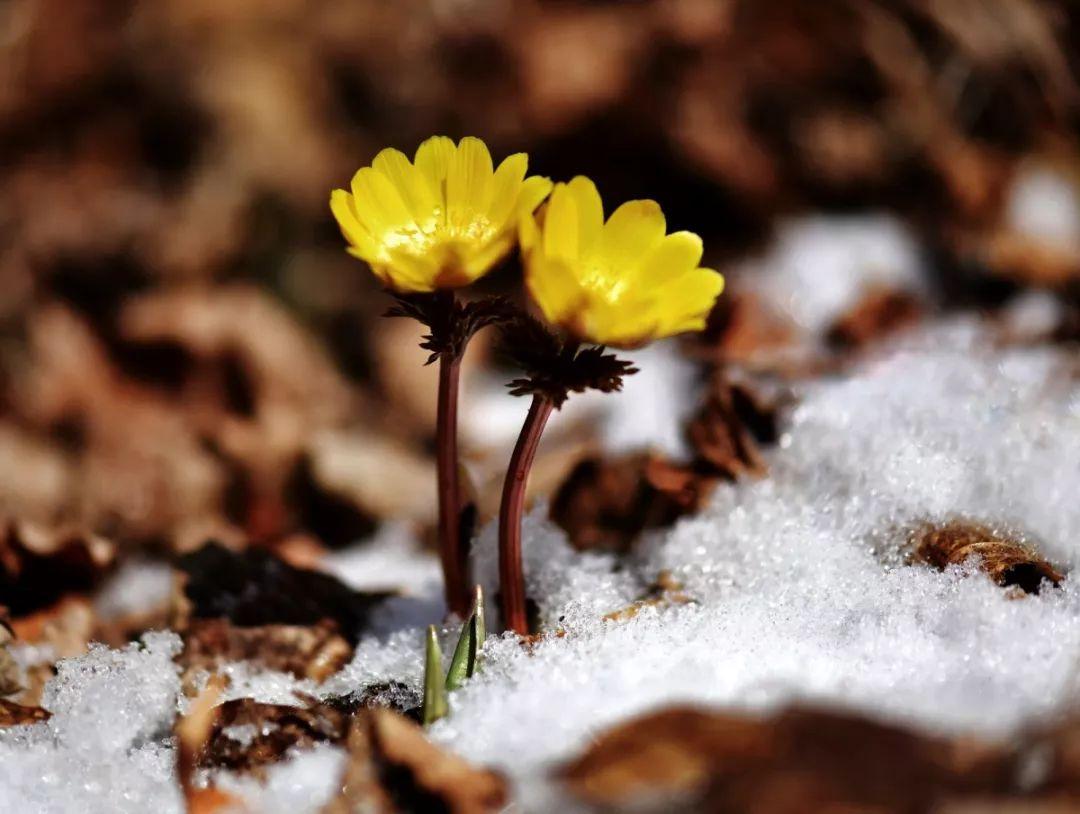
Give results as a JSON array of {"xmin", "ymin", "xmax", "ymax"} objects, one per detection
[
  {"xmin": 174, "ymin": 677, "xmax": 244, "ymax": 812},
  {"xmin": 643, "ymin": 456, "xmax": 718, "ymax": 516},
  {"xmin": 549, "ymin": 453, "xmax": 690, "ymax": 554},
  {"xmin": 10, "ymin": 595, "xmax": 97, "ymax": 656},
  {"xmin": 179, "ymin": 618, "xmax": 352, "ymax": 683},
  {"xmin": 0, "ymin": 699, "xmax": 51, "ymax": 729},
  {"xmin": 686, "ymin": 375, "xmax": 778, "ymax": 481},
  {"xmin": 826, "ymin": 286, "xmax": 924, "ymax": 349},
  {"xmin": 0, "ymin": 611, "xmax": 21, "ymax": 698},
  {"xmin": 560, "ymin": 705, "xmax": 1018, "ymax": 813},
  {"xmin": 119, "ymin": 285, "xmax": 354, "ymax": 431},
  {"xmin": 16, "ymin": 304, "xmax": 230, "ymax": 546},
  {"xmin": 323, "ymin": 708, "xmax": 507, "ymax": 814},
  {"xmin": 0, "ymin": 423, "xmax": 75, "ymax": 526},
  {"xmin": 550, "ymin": 374, "xmax": 780, "ymax": 554},
  {"xmin": 199, "ymin": 697, "xmax": 351, "ymax": 774},
  {"xmin": 909, "ymin": 520, "xmax": 1064, "ymax": 594},
  {"xmin": 304, "ymin": 430, "xmax": 436, "ymax": 528},
  {"xmin": 6, "ymin": 595, "xmax": 97, "ymax": 706},
  {"xmin": 602, "ymin": 571, "xmax": 695, "ymax": 623},
  {"xmin": 176, "ymin": 542, "xmax": 389, "ymax": 645},
  {"xmin": 321, "ymin": 681, "xmax": 422, "ymax": 720},
  {"xmin": 0, "ymin": 520, "xmax": 115, "ymax": 615},
  {"xmin": 175, "ymin": 677, "xmax": 224, "ymax": 794},
  {"xmin": 515, "ymin": 6, "xmax": 649, "ymax": 135},
  {"xmin": 693, "ymin": 291, "xmax": 800, "ymax": 370}
]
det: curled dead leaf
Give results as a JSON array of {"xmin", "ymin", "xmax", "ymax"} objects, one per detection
[
  {"xmin": 323, "ymin": 708, "xmax": 506, "ymax": 814},
  {"xmin": 686, "ymin": 374, "xmax": 778, "ymax": 481},
  {"xmin": 0, "ymin": 699, "xmax": 51, "ymax": 728},
  {"xmin": 550, "ymin": 453, "xmax": 688, "ymax": 554},
  {"xmin": 304, "ymin": 429, "xmax": 437, "ymax": 528},
  {"xmin": 551, "ymin": 375, "xmax": 781, "ymax": 553},
  {"xmin": 693, "ymin": 291, "xmax": 800, "ymax": 369},
  {"xmin": 643, "ymin": 456, "xmax": 716, "ymax": 515},
  {"xmin": 909, "ymin": 521, "xmax": 1064, "ymax": 594},
  {"xmin": 0, "ymin": 423, "xmax": 74, "ymax": 526}
]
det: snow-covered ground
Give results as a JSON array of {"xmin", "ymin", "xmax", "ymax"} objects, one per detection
[
  {"xmin": 2, "ymin": 196, "xmax": 1080, "ymax": 811},
  {"xmin": 2, "ymin": 212, "xmax": 1078, "ymax": 813}
]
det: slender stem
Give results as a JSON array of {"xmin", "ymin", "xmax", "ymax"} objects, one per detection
[
  {"xmin": 437, "ymin": 352, "xmax": 469, "ymax": 618},
  {"xmin": 498, "ymin": 394, "xmax": 554, "ymax": 635}
]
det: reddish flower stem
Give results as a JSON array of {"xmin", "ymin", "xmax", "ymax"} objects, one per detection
[
  {"xmin": 498, "ymin": 393, "xmax": 554, "ymax": 635},
  {"xmin": 437, "ymin": 352, "xmax": 470, "ymax": 618}
]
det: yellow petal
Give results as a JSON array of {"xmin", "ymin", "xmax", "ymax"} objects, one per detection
[
  {"xmin": 487, "ymin": 152, "xmax": 528, "ymax": 228},
  {"xmin": 636, "ymin": 230, "xmax": 704, "ymax": 292},
  {"xmin": 581, "ymin": 294, "xmax": 657, "ymax": 348},
  {"xmin": 542, "ymin": 183, "xmax": 579, "ymax": 262},
  {"xmin": 330, "ymin": 189, "xmax": 379, "ymax": 260},
  {"xmin": 446, "ymin": 136, "xmax": 494, "ymax": 221},
  {"xmin": 654, "ymin": 267, "xmax": 725, "ymax": 335},
  {"xmin": 347, "ymin": 248, "xmax": 391, "ymax": 287},
  {"xmin": 414, "ymin": 135, "xmax": 456, "ymax": 202},
  {"xmin": 381, "ymin": 248, "xmax": 442, "ymax": 293},
  {"xmin": 350, "ymin": 166, "xmax": 414, "ymax": 238},
  {"xmin": 565, "ymin": 176, "xmax": 604, "ymax": 254},
  {"xmin": 372, "ymin": 147, "xmax": 436, "ymax": 222},
  {"xmin": 515, "ymin": 175, "xmax": 554, "ymax": 218},
  {"xmin": 519, "ymin": 209, "xmax": 541, "ymax": 254},
  {"xmin": 462, "ymin": 232, "xmax": 514, "ymax": 281},
  {"xmin": 526, "ymin": 256, "xmax": 585, "ymax": 326},
  {"xmin": 598, "ymin": 199, "xmax": 666, "ymax": 275}
]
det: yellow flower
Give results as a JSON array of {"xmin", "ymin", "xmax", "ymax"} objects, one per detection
[
  {"xmin": 520, "ymin": 176, "xmax": 725, "ymax": 348},
  {"xmin": 331, "ymin": 136, "xmax": 552, "ymax": 293}
]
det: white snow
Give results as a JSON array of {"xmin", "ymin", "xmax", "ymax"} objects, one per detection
[
  {"xmin": 742, "ymin": 214, "xmax": 927, "ymax": 334},
  {"xmin": 94, "ymin": 560, "xmax": 174, "ymax": 620},
  {"xmin": 324, "ymin": 522, "xmax": 443, "ymax": 596},
  {"xmin": 221, "ymin": 743, "xmax": 346, "ymax": 814},
  {"xmin": 1006, "ymin": 163, "xmax": 1080, "ymax": 249},
  {"xmin": 429, "ymin": 321, "xmax": 1080, "ymax": 807},
  {"xmin": 0, "ymin": 633, "xmax": 183, "ymax": 814}
]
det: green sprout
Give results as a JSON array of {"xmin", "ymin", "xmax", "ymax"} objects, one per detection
[
  {"xmin": 446, "ymin": 585, "xmax": 486, "ymax": 691},
  {"xmin": 422, "ymin": 586, "xmax": 487, "ymax": 725},
  {"xmin": 422, "ymin": 625, "xmax": 448, "ymax": 725}
]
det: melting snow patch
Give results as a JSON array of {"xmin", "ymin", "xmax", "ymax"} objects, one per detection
[{"xmin": 0, "ymin": 632, "xmax": 183, "ymax": 814}]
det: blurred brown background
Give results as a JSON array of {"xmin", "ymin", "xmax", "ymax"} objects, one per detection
[{"xmin": 1, "ymin": 0, "xmax": 1078, "ymax": 570}]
